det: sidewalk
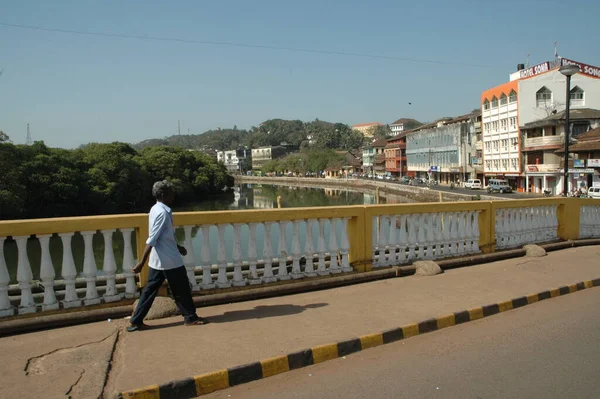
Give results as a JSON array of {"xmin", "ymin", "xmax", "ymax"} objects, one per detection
[{"xmin": 2, "ymin": 246, "xmax": 599, "ymax": 399}]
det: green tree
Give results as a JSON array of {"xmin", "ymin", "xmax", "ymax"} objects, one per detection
[
  {"xmin": 369, "ymin": 125, "xmax": 392, "ymax": 140},
  {"xmin": 0, "ymin": 130, "xmax": 10, "ymax": 143}
]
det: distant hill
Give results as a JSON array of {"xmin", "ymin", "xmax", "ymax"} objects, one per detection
[{"xmin": 133, "ymin": 118, "xmax": 364, "ymax": 151}]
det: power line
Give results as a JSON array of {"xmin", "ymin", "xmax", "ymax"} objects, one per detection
[{"xmin": 0, "ymin": 22, "xmax": 492, "ymax": 68}]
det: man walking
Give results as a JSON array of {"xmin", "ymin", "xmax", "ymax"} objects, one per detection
[{"xmin": 128, "ymin": 180, "xmax": 207, "ymax": 331}]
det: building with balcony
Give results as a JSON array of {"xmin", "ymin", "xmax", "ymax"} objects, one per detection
[
  {"xmin": 389, "ymin": 118, "xmax": 421, "ymax": 137},
  {"xmin": 216, "ymin": 148, "xmax": 251, "ymax": 174},
  {"xmin": 406, "ymin": 112, "xmax": 481, "ymax": 183},
  {"xmin": 555, "ymin": 125, "xmax": 600, "ymax": 189},
  {"xmin": 251, "ymin": 146, "xmax": 287, "ymax": 170},
  {"xmin": 384, "ymin": 133, "xmax": 408, "ymax": 177},
  {"xmin": 362, "ymin": 138, "xmax": 387, "ymax": 176},
  {"xmin": 482, "ymin": 55, "xmax": 600, "ymax": 190},
  {"xmin": 521, "ymin": 108, "xmax": 600, "ymax": 194}
]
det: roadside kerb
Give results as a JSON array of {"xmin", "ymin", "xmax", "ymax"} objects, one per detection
[{"xmin": 118, "ymin": 276, "xmax": 600, "ymax": 398}]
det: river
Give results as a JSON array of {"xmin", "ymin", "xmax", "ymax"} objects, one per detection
[{"xmin": 3, "ymin": 184, "xmax": 411, "ymax": 280}]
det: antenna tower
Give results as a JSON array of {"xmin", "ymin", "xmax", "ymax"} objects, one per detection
[{"xmin": 26, "ymin": 123, "xmax": 32, "ymax": 145}]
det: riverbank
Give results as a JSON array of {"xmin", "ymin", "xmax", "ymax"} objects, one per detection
[{"xmin": 235, "ymin": 176, "xmax": 501, "ymax": 203}]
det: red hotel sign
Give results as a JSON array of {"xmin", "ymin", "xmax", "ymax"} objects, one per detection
[
  {"xmin": 561, "ymin": 58, "xmax": 600, "ymax": 79},
  {"xmin": 519, "ymin": 61, "xmax": 550, "ymax": 79}
]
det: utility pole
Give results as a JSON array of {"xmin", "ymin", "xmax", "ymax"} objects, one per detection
[
  {"xmin": 178, "ymin": 120, "xmax": 181, "ymax": 136},
  {"xmin": 26, "ymin": 123, "xmax": 32, "ymax": 145}
]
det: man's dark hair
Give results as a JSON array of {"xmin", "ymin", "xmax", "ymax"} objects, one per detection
[{"xmin": 152, "ymin": 180, "xmax": 173, "ymax": 201}]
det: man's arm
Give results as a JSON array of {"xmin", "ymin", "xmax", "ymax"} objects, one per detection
[
  {"xmin": 132, "ymin": 212, "xmax": 166, "ymax": 274},
  {"xmin": 132, "ymin": 245, "xmax": 153, "ymax": 274}
]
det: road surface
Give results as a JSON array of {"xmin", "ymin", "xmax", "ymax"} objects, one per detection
[{"xmin": 203, "ymin": 288, "xmax": 600, "ymax": 399}]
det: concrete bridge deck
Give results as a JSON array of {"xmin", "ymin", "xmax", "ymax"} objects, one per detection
[{"xmin": 1, "ymin": 245, "xmax": 599, "ymax": 398}]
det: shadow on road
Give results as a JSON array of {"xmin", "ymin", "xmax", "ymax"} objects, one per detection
[{"xmin": 208, "ymin": 303, "xmax": 328, "ymax": 323}]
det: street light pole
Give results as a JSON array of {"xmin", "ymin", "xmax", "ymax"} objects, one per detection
[{"xmin": 559, "ymin": 64, "xmax": 580, "ymax": 196}]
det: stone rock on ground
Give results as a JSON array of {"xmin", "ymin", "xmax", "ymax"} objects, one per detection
[
  {"xmin": 523, "ymin": 244, "xmax": 547, "ymax": 257},
  {"xmin": 414, "ymin": 261, "xmax": 443, "ymax": 276},
  {"xmin": 132, "ymin": 296, "xmax": 180, "ymax": 320}
]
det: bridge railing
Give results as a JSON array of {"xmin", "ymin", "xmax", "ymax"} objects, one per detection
[{"xmin": 0, "ymin": 198, "xmax": 599, "ymax": 319}]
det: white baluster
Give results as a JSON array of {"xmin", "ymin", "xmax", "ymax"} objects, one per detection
[
  {"xmin": 232, "ymin": 223, "xmax": 246, "ymax": 287},
  {"xmin": 434, "ymin": 213, "xmax": 444, "ymax": 258},
  {"xmin": 247, "ymin": 223, "xmax": 261, "ymax": 285},
  {"xmin": 551, "ymin": 206, "xmax": 559, "ymax": 239},
  {"xmin": 371, "ymin": 216, "xmax": 378, "ymax": 263},
  {"xmin": 101, "ymin": 229, "xmax": 122, "ymax": 302},
  {"xmin": 388, "ymin": 215, "xmax": 397, "ymax": 266},
  {"xmin": 277, "ymin": 222, "xmax": 291, "ymax": 280},
  {"xmin": 262, "ymin": 222, "xmax": 277, "ymax": 283},
  {"xmin": 499, "ymin": 209, "xmax": 508, "ymax": 249},
  {"xmin": 183, "ymin": 226, "xmax": 200, "ymax": 291},
  {"xmin": 425, "ymin": 213, "xmax": 435, "ymax": 259},
  {"xmin": 290, "ymin": 220, "xmax": 304, "ymax": 279},
  {"xmin": 317, "ymin": 219, "xmax": 329, "ymax": 276},
  {"xmin": 407, "ymin": 214, "xmax": 417, "ymax": 261},
  {"xmin": 304, "ymin": 219, "xmax": 317, "ymax": 277},
  {"xmin": 0, "ymin": 238, "xmax": 14, "ymax": 316},
  {"xmin": 216, "ymin": 224, "xmax": 231, "ymax": 288},
  {"xmin": 443, "ymin": 212, "xmax": 452, "ymax": 254},
  {"xmin": 508, "ymin": 209, "xmax": 517, "ymax": 248},
  {"xmin": 416, "ymin": 214, "xmax": 426, "ymax": 259},
  {"xmin": 340, "ymin": 218, "xmax": 352, "ymax": 272},
  {"xmin": 329, "ymin": 218, "xmax": 341, "ymax": 273},
  {"xmin": 397, "ymin": 215, "xmax": 408, "ymax": 264},
  {"xmin": 120, "ymin": 228, "xmax": 138, "ymax": 298},
  {"xmin": 472, "ymin": 211, "xmax": 481, "ymax": 252},
  {"xmin": 457, "ymin": 212, "xmax": 466, "ymax": 254},
  {"xmin": 81, "ymin": 231, "xmax": 100, "ymax": 306},
  {"xmin": 200, "ymin": 225, "xmax": 215, "ymax": 289},
  {"xmin": 15, "ymin": 236, "xmax": 36, "ymax": 314},
  {"xmin": 38, "ymin": 235, "xmax": 58, "ymax": 311},
  {"xmin": 464, "ymin": 212, "xmax": 473, "ymax": 253},
  {"xmin": 450, "ymin": 213, "xmax": 459, "ymax": 255},
  {"xmin": 59, "ymin": 232, "xmax": 81, "ymax": 308}
]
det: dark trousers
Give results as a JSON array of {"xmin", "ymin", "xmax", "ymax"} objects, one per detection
[{"xmin": 131, "ymin": 265, "xmax": 198, "ymax": 325}]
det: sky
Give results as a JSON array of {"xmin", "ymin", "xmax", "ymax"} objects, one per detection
[{"xmin": 1, "ymin": 0, "xmax": 599, "ymax": 149}]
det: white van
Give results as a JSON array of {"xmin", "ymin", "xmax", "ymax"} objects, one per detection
[
  {"xmin": 588, "ymin": 187, "xmax": 600, "ymax": 199},
  {"xmin": 465, "ymin": 179, "xmax": 482, "ymax": 189}
]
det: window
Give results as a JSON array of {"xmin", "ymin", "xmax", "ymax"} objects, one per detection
[
  {"xmin": 511, "ymin": 138, "xmax": 518, "ymax": 147},
  {"xmin": 491, "ymin": 96, "xmax": 498, "ymax": 108},
  {"xmin": 483, "ymin": 100, "xmax": 490, "ymax": 110},
  {"xmin": 536, "ymin": 87, "xmax": 552, "ymax": 107},
  {"xmin": 500, "ymin": 93, "xmax": 507, "ymax": 105},
  {"xmin": 509, "ymin": 90, "xmax": 517, "ymax": 103},
  {"xmin": 511, "ymin": 158, "xmax": 518, "ymax": 170},
  {"xmin": 570, "ymin": 86, "xmax": 584, "ymax": 101}
]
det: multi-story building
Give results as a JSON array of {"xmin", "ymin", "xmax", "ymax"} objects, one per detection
[
  {"xmin": 565, "ymin": 127, "xmax": 600, "ymax": 187},
  {"xmin": 406, "ymin": 113, "xmax": 481, "ymax": 183},
  {"xmin": 522, "ymin": 109, "xmax": 600, "ymax": 194},
  {"xmin": 389, "ymin": 118, "xmax": 421, "ymax": 137},
  {"xmin": 216, "ymin": 148, "xmax": 251, "ymax": 173},
  {"xmin": 352, "ymin": 122, "xmax": 383, "ymax": 138},
  {"xmin": 481, "ymin": 56, "xmax": 600, "ymax": 190},
  {"xmin": 384, "ymin": 133, "xmax": 408, "ymax": 177},
  {"xmin": 251, "ymin": 146, "xmax": 287, "ymax": 170},
  {"xmin": 362, "ymin": 138, "xmax": 387, "ymax": 176}
]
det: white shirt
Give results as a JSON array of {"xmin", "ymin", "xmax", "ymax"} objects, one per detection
[{"xmin": 146, "ymin": 202, "xmax": 183, "ymax": 270}]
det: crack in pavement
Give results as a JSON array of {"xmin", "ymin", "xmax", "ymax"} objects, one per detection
[
  {"xmin": 99, "ymin": 329, "xmax": 122, "ymax": 399},
  {"xmin": 24, "ymin": 330, "xmax": 118, "ymax": 376},
  {"xmin": 65, "ymin": 368, "xmax": 85, "ymax": 398}
]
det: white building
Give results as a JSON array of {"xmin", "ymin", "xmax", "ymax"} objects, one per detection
[
  {"xmin": 481, "ymin": 56, "xmax": 600, "ymax": 191},
  {"xmin": 406, "ymin": 113, "xmax": 481, "ymax": 183},
  {"xmin": 389, "ymin": 118, "xmax": 420, "ymax": 137}
]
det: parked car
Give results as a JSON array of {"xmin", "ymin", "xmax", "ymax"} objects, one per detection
[
  {"xmin": 487, "ymin": 179, "xmax": 513, "ymax": 194},
  {"xmin": 400, "ymin": 176, "xmax": 411, "ymax": 184},
  {"xmin": 588, "ymin": 186, "xmax": 600, "ymax": 199},
  {"xmin": 465, "ymin": 179, "xmax": 482, "ymax": 189}
]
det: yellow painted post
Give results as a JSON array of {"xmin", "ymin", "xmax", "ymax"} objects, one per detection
[
  {"xmin": 376, "ymin": 188, "xmax": 380, "ymax": 204},
  {"xmin": 480, "ymin": 201, "xmax": 494, "ymax": 253},
  {"xmin": 348, "ymin": 207, "xmax": 371, "ymax": 272},
  {"xmin": 277, "ymin": 196, "xmax": 282, "ymax": 208},
  {"xmin": 439, "ymin": 191, "xmax": 443, "ymax": 202},
  {"xmin": 557, "ymin": 198, "xmax": 580, "ymax": 240}
]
